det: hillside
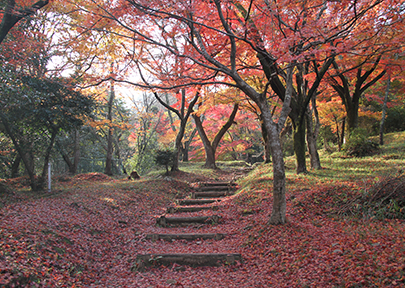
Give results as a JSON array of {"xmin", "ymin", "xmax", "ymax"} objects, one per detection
[{"xmin": 0, "ymin": 132, "xmax": 404, "ymax": 287}]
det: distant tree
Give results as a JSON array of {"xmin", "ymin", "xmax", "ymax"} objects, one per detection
[
  {"xmin": 193, "ymin": 103, "xmax": 239, "ymax": 169},
  {"xmin": 153, "ymin": 89, "xmax": 200, "ymax": 172},
  {"xmin": 128, "ymin": 93, "xmax": 167, "ymax": 175}
]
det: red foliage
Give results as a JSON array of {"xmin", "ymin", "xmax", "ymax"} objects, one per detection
[{"xmin": 0, "ymin": 173, "xmax": 404, "ymax": 287}]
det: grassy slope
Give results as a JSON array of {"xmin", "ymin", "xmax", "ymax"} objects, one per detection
[{"xmin": 0, "ymin": 132, "xmax": 404, "ymax": 287}]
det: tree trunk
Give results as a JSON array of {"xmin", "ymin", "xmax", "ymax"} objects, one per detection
[
  {"xmin": 0, "ymin": 112, "xmax": 39, "ymax": 190},
  {"xmin": 10, "ymin": 154, "xmax": 21, "ymax": 178},
  {"xmin": 260, "ymin": 118, "xmax": 271, "ymax": 163},
  {"xmin": 259, "ymin": 101, "xmax": 286, "ymax": 225},
  {"xmin": 379, "ymin": 75, "xmax": 390, "ymax": 145},
  {"xmin": 293, "ymin": 119, "xmax": 307, "ymax": 174},
  {"xmin": 193, "ymin": 104, "xmax": 239, "ymax": 169},
  {"xmin": 72, "ymin": 129, "xmax": 80, "ymax": 174},
  {"xmin": 345, "ymin": 100, "xmax": 359, "ymax": 133},
  {"xmin": 172, "ymin": 123, "xmax": 186, "ymax": 171},
  {"xmin": 306, "ymin": 109, "xmax": 321, "ymax": 170},
  {"xmin": 56, "ymin": 132, "xmax": 79, "ymax": 175},
  {"xmin": 339, "ymin": 117, "xmax": 346, "ymax": 150},
  {"xmin": 105, "ymin": 77, "xmax": 115, "ymax": 176},
  {"xmin": 193, "ymin": 115, "xmax": 218, "ymax": 169},
  {"xmin": 114, "ymin": 135, "xmax": 126, "ymax": 175}
]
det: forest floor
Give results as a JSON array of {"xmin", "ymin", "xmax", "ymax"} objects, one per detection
[{"xmin": 1, "ymin": 132, "xmax": 405, "ymax": 287}]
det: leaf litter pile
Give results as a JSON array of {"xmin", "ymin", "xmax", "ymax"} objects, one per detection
[{"xmin": 1, "ymin": 171, "xmax": 404, "ymax": 287}]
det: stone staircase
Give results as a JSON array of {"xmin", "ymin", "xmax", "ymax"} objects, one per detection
[{"xmin": 135, "ymin": 181, "xmax": 242, "ymax": 271}]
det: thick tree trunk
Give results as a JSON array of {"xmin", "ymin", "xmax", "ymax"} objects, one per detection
[
  {"xmin": 260, "ymin": 104, "xmax": 286, "ymax": 225},
  {"xmin": 0, "ymin": 113, "xmax": 39, "ymax": 190},
  {"xmin": 306, "ymin": 110, "xmax": 321, "ymax": 170},
  {"xmin": 345, "ymin": 100, "xmax": 359, "ymax": 133},
  {"xmin": 56, "ymin": 132, "xmax": 79, "ymax": 175},
  {"xmin": 193, "ymin": 114, "xmax": 217, "ymax": 168},
  {"xmin": 181, "ymin": 128, "xmax": 197, "ymax": 162},
  {"xmin": 60, "ymin": 150, "xmax": 75, "ymax": 174}
]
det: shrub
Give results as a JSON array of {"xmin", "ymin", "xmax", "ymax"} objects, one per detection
[
  {"xmin": 336, "ymin": 175, "xmax": 405, "ymax": 220},
  {"xmin": 155, "ymin": 149, "xmax": 176, "ymax": 175},
  {"xmin": 343, "ymin": 128, "xmax": 379, "ymax": 157}
]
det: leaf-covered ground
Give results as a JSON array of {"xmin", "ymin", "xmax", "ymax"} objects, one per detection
[{"xmin": 1, "ymin": 155, "xmax": 404, "ymax": 287}]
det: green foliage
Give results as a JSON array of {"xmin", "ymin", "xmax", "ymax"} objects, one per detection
[
  {"xmin": 0, "ymin": 69, "xmax": 95, "ymax": 189},
  {"xmin": 384, "ymin": 105, "xmax": 405, "ymax": 133},
  {"xmin": 343, "ymin": 128, "xmax": 379, "ymax": 157},
  {"xmin": 127, "ymin": 149, "xmax": 157, "ymax": 176},
  {"xmin": 155, "ymin": 149, "xmax": 176, "ymax": 175}
]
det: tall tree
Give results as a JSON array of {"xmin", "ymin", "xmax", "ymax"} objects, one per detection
[{"xmin": 105, "ymin": 72, "xmax": 116, "ymax": 176}]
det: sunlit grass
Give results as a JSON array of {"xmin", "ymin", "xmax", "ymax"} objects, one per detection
[{"xmin": 238, "ymin": 131, "xmax": 405, "ymax": 198}]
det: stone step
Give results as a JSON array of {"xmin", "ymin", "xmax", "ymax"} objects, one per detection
[
  {"xmin": 134, "ymin": 253, "xmax": 242, "ymax": 271},
  {"xmin": 166, "ymin": 206, "xmax": 219, "ymax": 213},
  {"xmin": 156, "ymin": 215, "xmax": 221, "ymax": 227},
  {"xmin": 145, "ymin": 233, "xmax": 226, "ymax": 241},
  {"xmin": 191, "ymin": 191, "xmax": 233, "ymax": 199},
  {"xmin": 176, "ymin": 199, "xmax": 220, "ymax": 206},
  {"xmin": 199, "ymin": 182, "xmax": 237, "ymax": 187},
  {"xmin": 197, "ymin": 186, "xmax": 236, "ymax": 192}
]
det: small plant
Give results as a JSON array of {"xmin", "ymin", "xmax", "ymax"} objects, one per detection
[
  {"xmin": 336, "ymin": 175, "xmax": 405, "ymax": 219},
  {"xmin": 343, "ymin": 128, "xmax": 379, "ymax": 157},
  {"xmin": 155, "ymin": 149, "xmax": 176, "ymax": 175}
]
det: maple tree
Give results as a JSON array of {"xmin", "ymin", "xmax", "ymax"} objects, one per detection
[
  {"xmin": 327, "ymin": 56, "xmax": 387, "ymax": 134},
  {"xmin": 193, "ymin": 103, "xmax": 239, "ymax": 169},
  {"xmin": 318, "ymin": 96, "xmax": 346, "ymax": 151},
  {"xmin": 324, "ymin": 0, "xmax": 405, "ymax": 139},
  {"xmin": 0, "ymin": 0, "xmax": 49, "ymax": 45}
]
